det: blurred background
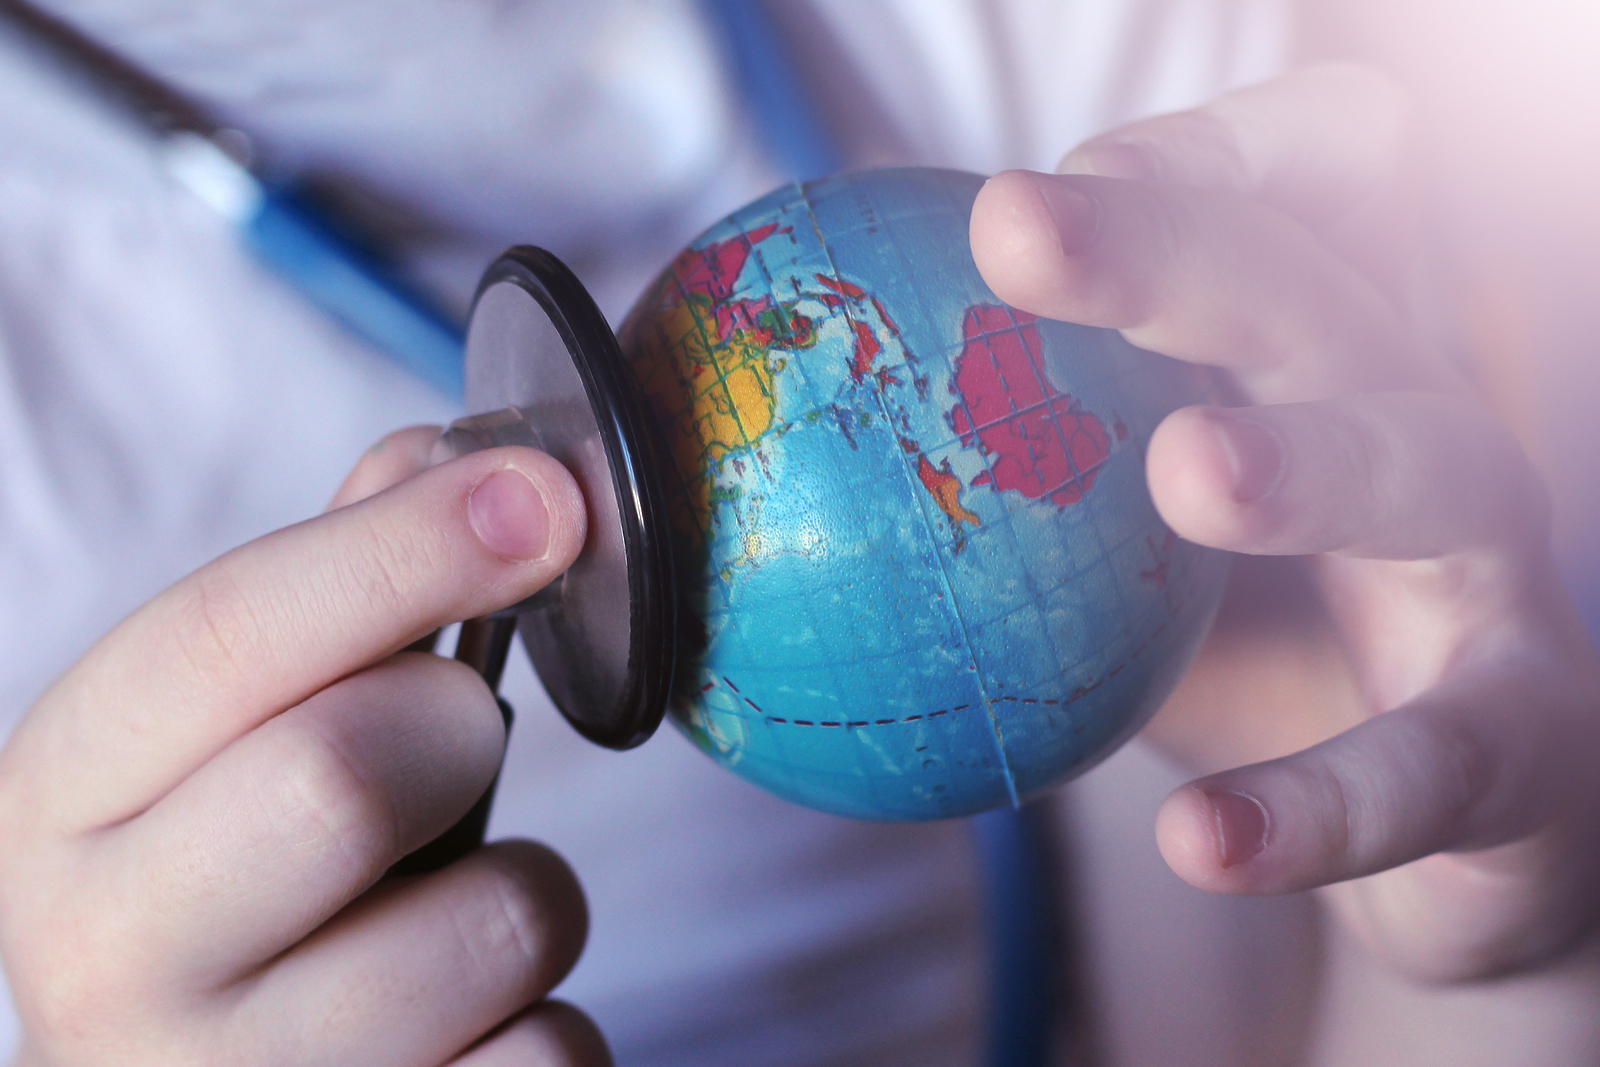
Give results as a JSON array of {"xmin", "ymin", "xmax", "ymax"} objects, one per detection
[{"xmin": 0, "ymin": 2, "xmax": 1597, "ymax": 1066}]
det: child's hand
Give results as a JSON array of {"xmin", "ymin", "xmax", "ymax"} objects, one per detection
[
  {"xmin": 0, "ymin": 432, "xmax": 609, "ymax": 1066},
  {"xmin": 971, "ymin": 65, "xmax": 1600, "ymax": 983}
]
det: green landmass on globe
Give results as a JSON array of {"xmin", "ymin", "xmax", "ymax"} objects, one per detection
[{"xmin": 618, "ymin": 168, "xmax": 1229, "ymax": 820}]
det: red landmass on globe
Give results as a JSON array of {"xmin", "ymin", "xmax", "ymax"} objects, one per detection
[
  {"xmin": 815, "ymin": 273, "xmax": 867, "ymax": 300},
  {"xmin": 949, "ymin": 305, "xmax": 1111, "ymax": 507},
  {"xmin": 849, "ymin": 320, "xmax": 880, "ymax": 382},
  {"xmin": 671, "ymin": 223, "xmax": 781, "ymax": 303},
  {"xmin": 657, "ymin": 224, "xmax": 822, "ymax": 350}
]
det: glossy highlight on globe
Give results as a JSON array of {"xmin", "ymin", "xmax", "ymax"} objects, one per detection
[{"xmin": 619, "ymin": 168, "xmax": 1230, "ymax": 819}]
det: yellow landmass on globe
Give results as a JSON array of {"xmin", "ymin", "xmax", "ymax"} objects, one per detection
[{"xmin": 631, "ymin": 296, "xmax": 784, "ymax": 534}]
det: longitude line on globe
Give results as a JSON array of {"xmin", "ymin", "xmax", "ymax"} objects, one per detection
[{"xmin": 696, "ymin": 3, "xmax": 1071, "ymax": 1067}]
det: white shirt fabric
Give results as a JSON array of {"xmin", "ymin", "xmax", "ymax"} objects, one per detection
[{"xmin": 0, "ymin": 2, "xmax": 1293, "ymax": 1064}]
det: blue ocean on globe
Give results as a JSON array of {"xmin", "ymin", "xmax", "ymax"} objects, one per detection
[{"xmin": 618, "ymin": 167, "xmax": 1229, "ymax": 820}]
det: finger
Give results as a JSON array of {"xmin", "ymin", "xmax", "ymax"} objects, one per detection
[
  {"xmin": 95, "ymin": 652, "xmax": 505, "ymax": 984},
  {"xmin": 327, "ymin": 425, "xmax": 443, "ymax": 511},
  {"xmin": 453, "ymin": 1002, "xmax": 612, "ymax": 1067},
  {"xmin": 1153, "ymin": 668, "xmax": 1577, "ymax": 897},
  {"xmin": 7, "ymin": 445, "xmax": 585, "ymax": 832},
  {"xmin": 968, "ymin": 169, "xmax": 1445, "ymax": 400},
  {"xmin": 1056, "ymin": 63, "xmax": 1418, "ymax": 286},
  {"xmin": 232, "ymin": 841, "xmax": 587, "ymax": 1067},
  {"xmin": 328, "ymin": 426, "xmax": 450, "ymax": 656},
  {"xmin": 1145, "ymin": 392, "xmax": 1548, "ymax": 559}
]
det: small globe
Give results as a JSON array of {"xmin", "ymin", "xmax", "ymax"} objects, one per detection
[{"xmin": 618, "ymin": 168, "xmax": 1228, "ymax": 820}]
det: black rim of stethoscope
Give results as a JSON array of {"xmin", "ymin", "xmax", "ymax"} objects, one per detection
[{"xmin": 469, "ymin": 247, "xmax": 676, "ymax": 751}]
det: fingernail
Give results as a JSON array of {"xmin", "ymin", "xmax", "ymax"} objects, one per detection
[
  {"xmin": 1206, "ymin": 789, "xmax": 1269, "ymax": 868},
  {"xmin": 1209, "ymin": 411, "xmax": 1285, "ymax": 503},
  {"xmin": 468, "ymin": 468, "xmax": 551, "ymax": 560},
  {"xmin": 1062, "ymin": 141, "xmax": 1163, "ymax": 183},
  {"xmin": 1024, "ymin": 173, "xmax": 1100, "ymax": 255}
]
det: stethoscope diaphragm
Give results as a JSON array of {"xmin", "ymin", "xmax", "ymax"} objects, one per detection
[{"xmin": 444, "ymin": 247, "xmax": 675, "ymax": 751}]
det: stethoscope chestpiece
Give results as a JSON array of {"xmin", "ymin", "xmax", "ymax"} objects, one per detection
[{"xmin": 444, "ymin": 247, "xmax": 675, "ymax": 750}]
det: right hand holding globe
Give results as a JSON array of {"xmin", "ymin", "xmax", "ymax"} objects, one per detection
[{"xmin": 971, "ymin": 63, "xmax": 1600, "ymax": 985}]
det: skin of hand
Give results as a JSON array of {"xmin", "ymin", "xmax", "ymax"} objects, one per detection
[
  {"xmin": 0, "ymin": 430, "xmax": 613, "ymax": 1067},
  {"xmin": 970, "ymin": 64, "xmax": 1600, "ymax": 986}
]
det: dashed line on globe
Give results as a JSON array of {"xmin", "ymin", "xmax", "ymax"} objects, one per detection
[
  {"xmin": 767, "ymin": 709, "xmax": 955, "ymax": 728},
  {"xmin": 718, "ymin": 609, "xmax": 1177, "ymax": 728}
]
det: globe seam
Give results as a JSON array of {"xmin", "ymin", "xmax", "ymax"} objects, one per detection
[{"xmin": 794, "ymin": 176, "xmax": 1022, "ymax": 807}]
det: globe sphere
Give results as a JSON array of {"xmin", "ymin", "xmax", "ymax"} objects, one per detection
[{"xmin": 618, "ymin": 168, "xmax": 1229, "ymax": 820}]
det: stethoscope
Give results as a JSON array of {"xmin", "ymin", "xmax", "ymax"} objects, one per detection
[{"xmin": 0, "ymin": 2, "xmax": 1069, "ymax": 1063}]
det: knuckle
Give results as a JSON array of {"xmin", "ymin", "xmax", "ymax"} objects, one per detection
[
  {"xmin": 1103, "ymin": 184, "xmax": 1191, "ymax": 333},
  {"xmin": 482, "ymin": 868, "xmax": 548, "ymax": 975},
  {"xmin": 333, "ymin": 523, "xmax": 417, "ymax": 620},
  {"xmin": 461, "ymin": 843, "xmax": 587, "ymax": 995},
  {"xmin": 1296, "ymin": 756, "xmax": 1356, "ymax": 868},
  {"xmin": 1270, "ymin": 63, "xmax": 1418, "ymax": 165},
  {"xmin": 1411, "ymin": 709, "xmax": 1497, "ymax": 835},
  {"xmin": 1315, "ymin": 708, "xmax": 1497, "ymax": 871},
  {"xmin": 1166, "ymin": 108, "xmax": 1253, "ymax": 189},
  {"xmin": 169, "ymin": 569, "xmax": 262, "ymax": 686},
  {"xmin": 326, "ymin": 513, "xmax": 447, "ymax": 625},
  {"xmin": 1139, "ymin": 184, "xmax": 1188, "ymax": 267},
  {"xmin": 262, "ymin": 720, "xmax": 398, "ymax": 870},
  {"xmin": 1333, "ymin": 404, "xmax": 1388, "ymax": 510},
  {"xmin": 1279, "ymin": 399, "xmax": 1396, "ymax": 549}
]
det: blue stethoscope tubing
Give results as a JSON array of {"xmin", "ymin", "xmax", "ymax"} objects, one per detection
[
  {"xmin": 699, "ymin": 3, "xmax": 1067, "ymax": 1066},
  {"xmin": 0, "ymin": 0, "xmax": 469, "ymax": 398},
  {"xmin": 243, "ymin": 188, "xmax": 466, "ymax": 398}
]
